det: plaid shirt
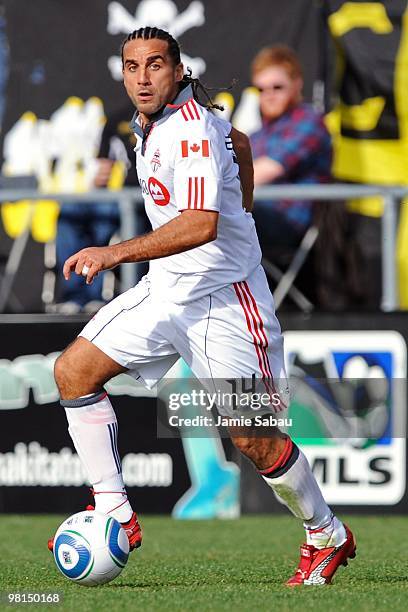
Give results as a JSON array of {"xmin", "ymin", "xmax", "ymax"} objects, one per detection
[{"xmin": 250, "ymin": 103, "xmax": 332, "ymax": 230}]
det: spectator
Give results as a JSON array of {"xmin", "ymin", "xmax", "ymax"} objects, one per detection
[
  {"xmin": 55, "ymin": 104, "xmax": 140, "ymax": 313},
  {"xmin": 249, "ymin": 45, "xmax": 332, "ymax": 252}
]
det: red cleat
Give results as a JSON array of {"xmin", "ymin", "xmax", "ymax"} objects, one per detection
[
  {"xmin": 120, "ymin": 511, "xmax": 143, "ymax": 551},
  {"xmin": 286, "ymin": 524, "xmax": 356, "ymax": 586},
  {"xmin": 47, "ymin": 506, "xmax": 142, "ymax": 553},
  {"xmin": 85, "ymin": 504, "xmax": 143, "ymax": 551}
]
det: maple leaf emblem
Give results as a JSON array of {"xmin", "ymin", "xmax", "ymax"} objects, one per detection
[{"xmin": 190, "ymin": 143, "xmax": 200, "ymax": 152}]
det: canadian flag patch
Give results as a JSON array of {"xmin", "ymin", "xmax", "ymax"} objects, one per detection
[{"xmin": 181, "ymin": 140, "xmax": 210, "ymax": 158}]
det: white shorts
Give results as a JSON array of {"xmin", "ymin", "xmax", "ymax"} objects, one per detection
[{"xmin": 80, "ymin": 265, "xmax": 289, "ymax": 416}]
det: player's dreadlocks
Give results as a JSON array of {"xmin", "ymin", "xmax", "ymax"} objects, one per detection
[{"xmin": 121, "ymin": 27, "xmax": 224, "ymax": 111}]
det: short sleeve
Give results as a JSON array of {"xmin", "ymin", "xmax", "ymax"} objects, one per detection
[
  {"xmin": 214, "ymin": 116, "xmax": 232, "ymax": 138},
  {"xmin": 173, "ymin": 115, "xmax": 224, "ymax": 212}
]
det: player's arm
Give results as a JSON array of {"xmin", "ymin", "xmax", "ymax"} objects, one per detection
[
  {"xmin": 63, "ymin": 210, "xmax": 218, "ymax": 284},
  {"xmin": 253, "ymin": 112, "xmax": 330, "ymax": 185},
  {"xmin": 253, "ymin": 156, "xmax": 285, "ymax": 185},
  {"xmin": 230, "ymin": 127, "xmax": 254, "ymax": 212}
]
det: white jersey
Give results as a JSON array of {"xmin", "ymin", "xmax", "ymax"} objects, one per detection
[{"xmin": 130, "ymin": 84, "xmax": 262, "ymax": 304}]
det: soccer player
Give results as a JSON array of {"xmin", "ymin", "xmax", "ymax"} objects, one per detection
[{"xmin": 49, "ymin": 27, "xmax": 355, "ymax": 586}]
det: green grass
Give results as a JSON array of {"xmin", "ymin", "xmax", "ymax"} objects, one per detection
[{"xmin": 0, "ymin": 515, "xmax": 407, "ymax": 612}]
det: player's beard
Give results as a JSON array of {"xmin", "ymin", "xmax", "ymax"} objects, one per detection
[
  {"xmin": 133, "ymin": 96, "xmax": 160, "ymax": 118},
  {"xmin": 134, "ymin": 86, "xmax": 179, "ymax": 123}
]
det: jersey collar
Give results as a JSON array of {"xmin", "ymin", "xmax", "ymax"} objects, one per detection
[{"xmin": 129, "ymin": 83, "xmax": 194, "ymax": 137}]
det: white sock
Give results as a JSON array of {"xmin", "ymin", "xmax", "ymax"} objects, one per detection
[
  {"xmin": 62, "ymin": 391, "xmax": 133, "ymax": 523},
  {"xmin": 305, "ymin": 515, "xmax": 347, "ymax": 549},
  {"xmin": 262, "ymin": 445, "xmax": 346, "ymax": 548},
  {"xmin": 93, "ymin": 474, "xmax": 133, "ymax": 523}
]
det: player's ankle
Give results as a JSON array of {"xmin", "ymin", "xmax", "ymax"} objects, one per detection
[
  {"xmin": 93, "ymin": 474, "xmax": 133, "ymax": 523},
  {"xmin": 304, "ymin": 515, "xmax": 347, "ymax": 549},
  {"xmin": 94, "ymin": 493, "xmax": 133, "ymax": 523}
]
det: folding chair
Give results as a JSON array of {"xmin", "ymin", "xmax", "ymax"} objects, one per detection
[{"xmin": 262, "ymin": 221, "xmax": 319, "ymax": 313}]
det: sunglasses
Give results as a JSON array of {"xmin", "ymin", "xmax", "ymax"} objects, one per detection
[{"xmin": 255, "ymin": 84, "xmax": 289, "ymax": 93}]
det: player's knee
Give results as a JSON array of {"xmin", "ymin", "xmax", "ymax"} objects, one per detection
[
  {"xmin": 54, "ymin": 343, "xmax": 88, "ymax": 397},
  {"xmin": 54, "ymin": 351, "xmax": 75, "ymax": 396},
  {"xmin": 54, "ymin": 338, "xmax": 115, "ymax": 399}
]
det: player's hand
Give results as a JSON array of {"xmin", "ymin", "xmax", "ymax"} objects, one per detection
[
  {"xmin": 63, "ymin": 246, "xmax": 119, "ymax": 284},
  {"xmin": 94, "ymin": 158, "xmax": 114, "ymax": 187}
]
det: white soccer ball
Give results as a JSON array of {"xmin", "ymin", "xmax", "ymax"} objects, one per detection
[{"xmin": 52, "ymin": 510, "xmax": 129, "ymax": 586}]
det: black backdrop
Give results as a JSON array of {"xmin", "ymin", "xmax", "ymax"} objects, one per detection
[
  {"xmin": 0, "ymin": 0, "xmax": 323, "ymax": 313},
  {"xmin": 2, "ymin": 0, "xmax": 321, "ymax": 139}
]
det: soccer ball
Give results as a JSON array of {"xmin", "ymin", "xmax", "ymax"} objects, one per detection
[{"xmin": 52, "ymin": 510, "xmax": 129, "ymax": 586}]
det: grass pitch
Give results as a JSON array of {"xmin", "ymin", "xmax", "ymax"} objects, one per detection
[{"xmin": 0, "ymin": 515, "xmax": 407, "ymax": 612}]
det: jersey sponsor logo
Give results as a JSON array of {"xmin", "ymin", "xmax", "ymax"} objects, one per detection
[
  {"xmin": 187, "ymin": 177, "xmax": 205, "ymax": 209},
  {"xmin": 150, "ymin": 148, "xmax": 161, "ymax": 172},
  {"xmin": 180, "ymin": 99, "xmax": 201, "ymax": 121},
  {"xmin": 181, "ymin": 139, "xmax": 209, "ymax": 158},
  {"xmin": 148, "ymin": 177, "xmax": 171, "ymax": 206}
]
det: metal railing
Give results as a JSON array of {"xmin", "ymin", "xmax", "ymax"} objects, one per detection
[
  {"xmin": 0, "ymin": 187, "xmax": 142, "ymax": 312},
  {"xmin": 254, "ymin": 184, "xmax": 404, "ymax": 312},
  {"xmin": 0, "ymin": 183, "xmax": 406, "ymax": 312}
]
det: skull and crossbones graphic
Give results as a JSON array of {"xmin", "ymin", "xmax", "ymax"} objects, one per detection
[{"xmin": 107, "ymin": 0, "xmax": 206, "ymax": 80}]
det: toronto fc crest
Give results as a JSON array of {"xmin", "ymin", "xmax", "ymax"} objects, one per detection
[{"xmin": 151, "ymin": 149, "xmax": 161, "ymax": 172}]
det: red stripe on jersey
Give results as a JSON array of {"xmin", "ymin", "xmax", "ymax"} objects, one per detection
[
  {"xmin": 188, "ymin": 177, "xmax": 192, "ymax": 208},
  {"xmin": 190, "ymin": 99, "xmax": 200, "ymax": 120},
  {"xmin": 239, "ymin": 283, "xmax": 270, "ymax": 377},
  {"xmin": 186, "ymin": 177, "xmax": 205, "ymax": 210},
  {"xmin": 202, "ymin": 140, "xmax": 209, "ymax": 157},
  {"xmin": 233, "ymin": 282, "xmax": 267, "ymax": 385},
  {"xmin": 243, "ymin": 280, "xmax": 272, "ymax": 366},
  {"xmin": 240, "ymin": 284, "xmax": 273, "ymax": 387},
  {"xmin": 241, "ymin": 281, "xmax": 285, "ymax": 410},
  {"xmin": 200, "ymin": 177, "xmax": 205, "ymax": 208},
  {"xmin": 179, "ymin": 99, "xmax": 200, "ymax": 121},
  {"xmin": 181, "ymin": 140, "xmax": 189, "ymax": 157},
  {"xmin": 242, "ymin": 282, "xmax": 269, "ymax": 353},
  {"xmin": 185, "ymin": 101, "xmax": 195, "ymax": 120},
  {"xmin": 194, "ymin": 177, "xmax": 198, "ymax": 209},
  {"xmin": 234, "ymin": 282, "xmax": 278, "ymax": 404}
]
